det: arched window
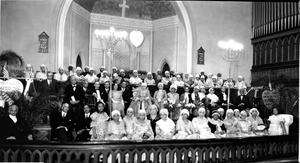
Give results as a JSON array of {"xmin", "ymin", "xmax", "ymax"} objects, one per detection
[
  {"xmin": 76, "ymin": 54, "xmax": 82, "ymax": 68},
  {"xmin": 271, "ymin": 40, "xmax": 276, "ymax": 64},
  {"xmin": 266, "ymin": 42, "xmax": 271, "ymax": 64},
  {"xmin": 277, "ymin": 39, "xmax": 283, "ymax": 63},
  {"xmin": 282, "ymin": 37, "xmax": 289, "ymax": 62},
  {"xmin": 162, "ymin": 61, "xmax": 170, "ymax": 77},
  {"xmin": 260, "ymin": 43, "xmax": 265, "ymax": 65},
  {"xmin": 288, "ymin": 36, "xmax": 295, "ymax": 61}
]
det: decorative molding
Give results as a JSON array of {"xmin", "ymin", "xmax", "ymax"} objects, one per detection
[
  {"xmin": 71, "ymin": 2, "xmax": 90, "ymax": 22},
  {"xmin": 152, "ymin": 16, "xmax": 179, "ymax": 30},
  {"xmin": 90, "ymin": 13, "xmax": 179, "ymax": 30}
]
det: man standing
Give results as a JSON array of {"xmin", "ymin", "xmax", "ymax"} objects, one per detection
[
  {"xmin": 120, "ymin": 81, "xmax": 132, "ymax": 113},
  {"xmin": 40, "ymin": 71, "xmax": 59, "ymax": 98},
  {"xmin": 0, "ymin": 105, "xmax": 33, "ymax": 141},
  {"xmin": 64, "ymin": 75, "xmax": 85, "ymax": 121}
]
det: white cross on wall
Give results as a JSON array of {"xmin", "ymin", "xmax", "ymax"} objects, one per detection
[{"xmin": 119, "ymin": 0, "xmax": 129, "ymax": 17}]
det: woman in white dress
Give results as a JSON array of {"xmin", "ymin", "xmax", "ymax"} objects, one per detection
[
  {"xmin": 106, "ymin": 110, "xmax": 128, "ymax": 140},
  {"xmin": 153, "ymin": 82, "xmax": 168, "ymax": 109},
  {"xmin": 132, "ymin": 109, "xmax": 154, "ymax": 140},
  {"xmin": 123, "ymin": 108, "xmax": 137, "ymax": 140},
  {"xmin": 191, "ymin": 107, "xmax": 216, "ymax": 139},
  {"xmin": 236, "ymin": 111, "xmax": 256, "ymax": 137},
  {"xmin": 173, "ymin": 109, "xmax": 200, "ymax": 139},
  {"xmin": 247, "ymin": 108, "xmax": 266, "ymax": 135},
  {"xmin": 233, "ymin": 109, "xmax": 241, "ymax": 121},
  {"xmin": 268, "ymin": 107, "xmax": 286, "ymax": 135},
  {"xmin": 155, "ymin": 109, "xmax": 175, "ymax": 140},
  {"xmin": 223, "ymin": 109, "xmax": 240, "ymax": 137},
  {"xmin": 110, "ymin": 83, "xmax": 125, "ymax": 117}
]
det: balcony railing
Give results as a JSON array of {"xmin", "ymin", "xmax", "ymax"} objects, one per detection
[{"xmin": 0, "ymin": 134, "xmax": 298, "ymax": 163}]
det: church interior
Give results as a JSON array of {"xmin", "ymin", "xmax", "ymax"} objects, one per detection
[{"xmin": 0, "ymin": 0, "xmax": 299, "ymax": 163}]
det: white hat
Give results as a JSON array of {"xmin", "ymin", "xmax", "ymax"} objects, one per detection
[
  {"xmin": 212, "ymin": 75, "xmax": 217, "ymax": 79},
  {"xmin": 180, "ymin": 109, "xmax": 190, "ymax": 117},
  {"xmin": 238, "ymin": 76, "xmax": 243, "ymax": 79},
  {"xmin": 198, "ymin": 107, "xmax": 206, "ymax": 113},
  {"xmin": 112, "ymin": 110, "xmax": 121, "ymax": 117},
  {"xmin": 249, "ymin": 108, "xmax": 259, "ymax": 116},
  {"xmin": 218, "ymin": 108, "xmax": 224, "ymax": 112},
  {"xmin": 160, "ymin": 108, "xmax": 169, "ymax": 115},
  {"xmin": 133, "ymin": 70, "xmax": 138, "ymax": 73},
  {"xmin": 76, "ymin": 67, "xmax": 82, "ymax": 71},
  {"xmin": 170, "ymin": 84, "xmax": 177, "ymax": 91}
]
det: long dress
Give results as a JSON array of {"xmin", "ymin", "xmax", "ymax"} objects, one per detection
[
  {"xmin": 223, "ymin": 118, "xmax": 240, "ymax": 137},
  {"xmin": 155, "ymin": 118, "xmax": 175, "ymax": 140},
  {"xmin": 247, "ymin": 116, "xmax": 266, "ymax": 135},
  {"xmin": 123, "ymin": 116, "xmax": 137, "ymax": 140},
  {"xmin": 89, "ymin": 112, "xmax": 109, "ymax": 141},
  {"xmin": 173, "ymin": 119, "xmax": 200, "ymax": 139},
  {"xmin": 138, "ymin": 88, "xmax": 152, "ymax": 114},
  {"xmin": 268, "ymin": 115, "xmax": 286, "ymax": 135},
  {"xmin": 191, "ymin": 117, "xmax": 216, "ymax": 139},
  {"xmin": 110, "ymin": 90, "xmax": 125, "ymax": 117},
  {"xmin": 132, "ymin": 119, "xmax": 154, "ymax": 140},
  {"xmin": 105, "ymin": 120, "xmax": 128, "ymax": 140},
  {"xmin": 167, "ymin": 92, "xmax": 180, "ymax": 120},
  {"xmin": 236, "ymin": 119, "xmax": 256, "ymax": 137},
  {"xmin": 153, "ymin": 89, "xmax": 167, "ymax": 109}
]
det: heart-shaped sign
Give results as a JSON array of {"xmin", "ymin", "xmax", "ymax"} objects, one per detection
[
  {"xmin": 0, "ymin": 79, "xmax": 24, "ymax": 93},
  {"xmin": 262, "ymin": 90, "xmax": 280, "ymax": 109},
  {"xmin": 129, "ymin": 30, "xmax": 144, "ymax": 47}
]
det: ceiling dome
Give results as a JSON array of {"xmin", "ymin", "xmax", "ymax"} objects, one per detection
[{"xmin": 74, "ymin": 0, "xmax": 176, "ymax": 20}]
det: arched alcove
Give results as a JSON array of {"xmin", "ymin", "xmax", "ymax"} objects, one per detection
[
  {"xmin": 76, "ymin": 53, "xmax": 82, "ymax": 68},
  {"xmin": 161, "ymin": 61, "xmax": 170, "ymax": 77},
  {"xmin": 52, "ymin": 0, "xmax": 193, "ymax": 73}
]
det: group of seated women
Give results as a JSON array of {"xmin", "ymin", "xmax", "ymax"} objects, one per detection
[{"xmin": 83, "ymin": 102, "xmax": 288, "ymax": 141}]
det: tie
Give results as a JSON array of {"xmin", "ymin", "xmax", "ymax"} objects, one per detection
[
  {"xmin": 48, "ymin": 80, "xmax": 51, "ymax": 86},
  {"xmin": 241, "ymin": 96, "xmax": 243, "ymax": 100},
  {"xmin": 62, "ymin": 113, "xmax": 65, "ymax": 118},
  {"xmin": 73, "ymin": 85, "xmax": 76, "ymax": 91},
  {"xmin": 85, "ymin": 114, "xmax": 89, "ymax": 119}
]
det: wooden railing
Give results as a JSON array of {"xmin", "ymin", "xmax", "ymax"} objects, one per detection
[{"xmin": 0, "ymin": 134, "xmax": 298, "ymax": 163}]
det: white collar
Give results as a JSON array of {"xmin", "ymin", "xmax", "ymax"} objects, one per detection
[{"xmin": 9, "ymin": 115, "xmax": 17, "ymax": 123}]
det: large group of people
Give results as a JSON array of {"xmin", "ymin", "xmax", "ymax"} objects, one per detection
[{"xmin": 0, "ymin": 64, "xmax": 290, "ymax": 141}]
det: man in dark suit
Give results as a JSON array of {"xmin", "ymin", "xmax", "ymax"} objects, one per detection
[
  {"xmin": 64, "ymin": 75, "xmax": 85, "ymax": 121},
  {"xmin": 75, "ymin": 105, "xmax": 92, "ymax": 141},
  {"xmin": 50, "ymin": 103, "xmax": 74, "ymax": 141},
  {"xmin": 100, "ymin": 81, "xmax": 110, "ymax": 115},
  {"xmin": 217, "ymin": 86, "xmax": 234, "ymax": 110},
  {"xmin": 120, "ymin": 81, "xmax": 132, "ymax": 113},
  {"xmin": 40, "ymin": 71, "xmax": 59, "ymax": 98},
  {"xmin": 0, "ymin": 105, "xmax": 33, "ymax": 141},
  {"xmin": 234, "ymin": 88, "xmax": 250, "ymax": 111}
]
